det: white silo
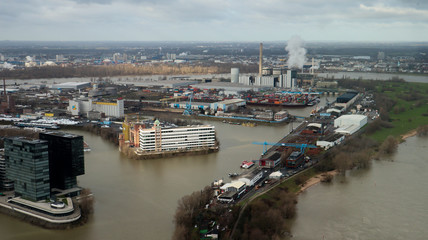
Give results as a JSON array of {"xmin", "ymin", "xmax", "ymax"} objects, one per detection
[{"xmin": 231, "ymin": 68, "xmax": 239, "ymax": 83}]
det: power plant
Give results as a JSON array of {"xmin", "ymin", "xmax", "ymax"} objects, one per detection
[{"xmin": 259, "ymin": 43, "xmax": 263, "ymax": 77}]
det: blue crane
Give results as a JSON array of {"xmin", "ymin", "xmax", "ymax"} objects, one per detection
[
  {"xmin": 252, "ymin": 141, "xmax": 317, "ymax": 155},
  {"xmin": 183, "ymin": 93, "xmax": 193, "ymax": 116}
]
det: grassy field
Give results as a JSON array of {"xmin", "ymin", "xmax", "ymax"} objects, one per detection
[
  {"xmin": 259, "ymin": 168, "xmax": 319, "ymax": 199},
  {"xmin": 369, "ymin": 81, "xmax": 428, "ymax": 142}
]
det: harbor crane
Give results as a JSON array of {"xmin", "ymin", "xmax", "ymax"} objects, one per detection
[
  {"xmin": 252, "ymin": 141, "xmax": 317, "ymax": 155},
  {"xmin": 183, "ymin": 92, "xmax": 193, "ymax": 116}
]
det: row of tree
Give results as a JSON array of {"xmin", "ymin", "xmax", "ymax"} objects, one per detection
[
  {"xmin": 0, "ymin": 63, "xmax": 258, "ymax": 80},
  {"xmin": 232, "ymin": 188, "xmax": 297, "ymax": 240}
]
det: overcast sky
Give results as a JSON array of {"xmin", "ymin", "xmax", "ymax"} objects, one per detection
[{"xmin": 1, "ymin": 0, "xmax": 427, "ymax": 42}]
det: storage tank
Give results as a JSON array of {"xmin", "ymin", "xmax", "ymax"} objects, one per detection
[{"xmin": 231, "ymin": 68, "xmax": 239, "ymax": 83}]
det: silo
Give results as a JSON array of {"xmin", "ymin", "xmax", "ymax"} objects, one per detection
[{"xmin": 231, "ymin": 68, "xmax": 239, "ymax": 83}]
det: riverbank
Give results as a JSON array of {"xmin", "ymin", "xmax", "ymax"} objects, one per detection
[
  {"xmin": 121, "ymin": 145, "xmax": 219, "ymax": 160},
  {"xmin": 401, "ymin": 129, "xmax": 418, "ymax": 140},
  {"xmin": 298, "ymin": 170, "xmax": 338, "ymax": 194},
  {"xmin": 290, "ymin": 135, "xmax": 428, "ymax": 239}
]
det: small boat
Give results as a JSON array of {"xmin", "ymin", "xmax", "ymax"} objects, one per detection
[
  {"xmin": 240, "ymin": 160, "xmax": 255, "ymax": 169},
  {"xmin": 228, "ymin": 173, "xmax": 239, "ymax": 178},
  {"xmin": 83, "ymin": 141, "xmax": 91, "ymax": 152}
]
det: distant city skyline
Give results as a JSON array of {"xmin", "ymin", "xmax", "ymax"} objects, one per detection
[{"xmin": 1, "ymin": 0, "xmax": 427, "ymax": 42}]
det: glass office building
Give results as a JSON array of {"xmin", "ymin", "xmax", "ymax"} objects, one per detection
[
  {"xmin": 4, "ymin": 137, "xmax": 50, "ymax": 201},
  {"xmin": 39, "ymin": 132, "xmax": 85, "ymax": 190}
]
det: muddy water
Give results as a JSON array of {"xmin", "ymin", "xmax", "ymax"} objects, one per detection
[{"xmin": 291, "ymin": 136, "xmax": 428, "ymax": 240}]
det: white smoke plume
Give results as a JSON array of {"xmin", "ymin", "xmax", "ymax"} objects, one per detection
[
  {"xmin": 285, "ymin": 36, "xmax": 307, "ymax": 69},
  {"xmin": 1, "ymin": 62, "xmax": 14, "ymax": 69},
  {"xmin": 25, "ymin": 56, "xmax": 34, "ymax": 62}
]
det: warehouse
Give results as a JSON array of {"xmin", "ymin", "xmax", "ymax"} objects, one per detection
[
  {"xmin": 170, "ymin": 101, "xmax": 210, "ymax": 111},
  {"xmin": 238, "ymin": 169, "xmax": 263, "ymax": 187},
  {"xmin": 69, "ymin": 98, "xmax": 124, "ymax": 118},
  {"xmin": 210, "ymin": 99, "xmax": 246, "ymax": 113},
  {"xmin": 334, "ymin": 114, "xmax": 368, "ymax": 135},
  {"xmin": 334, "ymin": 91, "xmax": 360, "ymax": 110},
  {"xmin": 316, "ymin": 133, "xmax": 345, "ymax": 149},
  {"xmin": 51, "ymin": 82, "xmax": 91, "ymax": 90}
]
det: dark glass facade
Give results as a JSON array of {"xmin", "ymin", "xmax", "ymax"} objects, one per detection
[
  {"xmin": 4, "ymin": 138, "xmax": 50, "ymax": 201},
  {"xmin": 0, "ymin": 149, "xmax": 14, "ymax": 190},
  {"xmin": 39, "ymin": 132, "xmax": 85, "ymax": 190}
]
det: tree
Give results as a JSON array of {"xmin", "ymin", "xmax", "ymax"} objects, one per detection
[
  {"xmin": 379, "ymin": 135, "xmax": 398, "ymax": 156},
  {"xmin": 333, "ymin": 152, "xmax": 352, "ymax": 174}
]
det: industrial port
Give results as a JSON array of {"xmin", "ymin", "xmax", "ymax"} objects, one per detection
[{"xmin": 1, "ymin": 38, "xmax": 423, "ymax": 240}]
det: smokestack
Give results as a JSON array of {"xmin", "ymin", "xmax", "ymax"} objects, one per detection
[
  {"xmin": 3, "ymin": 78, "xmax": 5, "ymax": 97},
  {"xmin": 312, "ymin": 57, "xmax": 315, "ymax": 74},
  {"xmin": 259, "ymin": 43, "xmax": 263, "ymax": 77}
]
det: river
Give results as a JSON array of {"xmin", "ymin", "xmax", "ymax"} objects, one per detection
[
  {"xmin": 1, "ymin": 94, "xmax": 426, "ymax": 240},
  {"xmin": 0, "ymin": 96, "xmax": 332, "ymax": 240},
  {"xmin": 317, "ymin": 72, "xmax": 428, "ymax": 83},
  {"xmin": 291, "ymin": 136, "xmax": 428, "ymax": 240}
]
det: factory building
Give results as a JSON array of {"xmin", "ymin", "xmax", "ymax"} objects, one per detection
[
  {"xmin": 69, "ymin": 98, "xmax": 124, "ymax": 118},
  {"xmin": 4, "ymin": 137, "xmax": 51, "ymax": 201},
  {"xmin": 335, "ymin": 92, "xmax": 360, "ymax": 110},
  {"xmin": 231, "ymin": 68, "xmax": 239, "ymax": 83},
  {"xmin": 210, "ymin": 99, "xmax": 246, "ymax": 113},
  {"xmin": 334, "ymin": 114, "xmax": 368, "ymax": 135},
  {"xmin": 170, "ymin": 102, "xmax": 210, "ymax": 111},
  {"xmin": 238, "ymin": 69, "xmax": 297, "ymax": 89},
  {"xmin": 139, "ymin": 121, "xmax": 216, "ymax": 152}
]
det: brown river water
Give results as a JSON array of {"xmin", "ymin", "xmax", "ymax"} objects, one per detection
[{"xmin": 2, "ymin": 96, "xmax": 427, "ymax": 240}]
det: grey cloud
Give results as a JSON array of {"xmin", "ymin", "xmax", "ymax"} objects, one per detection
[{"xmin": 0, "ymin": 0, "xmax": 426, "ymax": 41}]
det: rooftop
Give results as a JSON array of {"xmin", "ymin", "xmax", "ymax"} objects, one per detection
[{"xmin": 41, "ymin": 131, "xmax": 82, "ymax": 139}]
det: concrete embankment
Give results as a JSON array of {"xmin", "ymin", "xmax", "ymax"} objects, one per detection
[{"xmin": 0, "ymin": 199, "xmax": 82, "ymax": 229}]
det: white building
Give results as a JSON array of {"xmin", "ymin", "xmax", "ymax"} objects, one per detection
[
  {"xmin": 316, "ymin": 133, "xmax": 345, "ymax": 150},
  {"xmin": 69, "ymin": 98, "xmax": 124, "ymax": 118},
  {"xmin": 52, "ymin": 82, "xmax": 91, "ymax": 90},
  {"xmin": 231, "ymin": 68, "xmax": 239, "ymax": 83},
  {"xmin": 238, "ymin": 169, "xmax": 263, "ymax": 187},
  {"xmin": 210, "ymin": 99, "xmax": 246, "ymax": 113},
  {"xmin": 334, "ymin": 114, "xmax": 368, "ymax": 135},
  {"xmin": 139, "ymin": 123, "xmax": 216, "ymax": 152},
  {"xmin": 220, "ymin": 181, "xmax": 246, "ymax": 195}
]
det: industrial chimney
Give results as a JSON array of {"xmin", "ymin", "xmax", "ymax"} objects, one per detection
[
  {"xmin": 3, "ymin": 78, "xmax": 6, "ymax": 97},
  {"xmin": 259, "ymin": 43, "xmax": 263, "ymax": 77}
]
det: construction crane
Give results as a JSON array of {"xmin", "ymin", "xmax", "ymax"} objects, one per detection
[
  {"xmin": 252, "ymin": 141, "xmax": 317, "ymax": 155},
  {"xmin": 183, "ymin": 93, "xmax": 193, "ymax": 116}
]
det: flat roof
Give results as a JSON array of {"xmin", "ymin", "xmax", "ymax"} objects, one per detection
[
  {"xmin": 335, "ymin": 124, "xmax": 360, "ymax": 134},
  {"xmin": 219, "ymin": 191, "xmax": 237, "ymax": 199},
  {"xmin": 217, "ymin": 98, "xmax": 246, "ymax": 105},
  {"xmin": 51, "ymin": 82, "xmax": 91, "ymax": 89},
  {"xmin": 41, "ymin": 131, "xmax": 82, "ymax": 139},
  {"xmin": 336, "ymin": 114, "xmax": 367, "ymax": 121},
  {"xmin": 192, "ymin": 82, "xmax": 264, "ymax": 91},
  {"xmin": 120, "ymin": 80, "xmax": 198, "ymax": 87},
  {"xmin": 320, "ymin": 133, "xmax": 344, "ymax": 142},
  {"xmin": 6, "ymin": 137, "xmax": 47, "ymax": 145},
  {"xmin": 239, "ymin": 169, "xmax": 262, "ymax": 179},
  {"xmin": 173, "ymin": 101, "xmax": 211, "ymax": 106},
  {"xmin": 308, "ymin": 123, "xmax": 322, "ymax": 129},
  {"xmin": 229, "ymin": 181, "xmax": 246, "ymax": 189}
]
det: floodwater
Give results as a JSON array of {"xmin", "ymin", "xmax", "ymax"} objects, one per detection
[
  {"xmin": 1, "ymin": 96, "xmax": 335, "ymax": 240},
  {"xmin": 8, "ymin": 94, "xmax": 427, "ymax": 240},
  {"xmin": 291, "ymin": 136, "xmax": 428, "ymax": 240},
  {"xmin": 318, "ymin": 72, "xmax": 428, "ymax": 83}
]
